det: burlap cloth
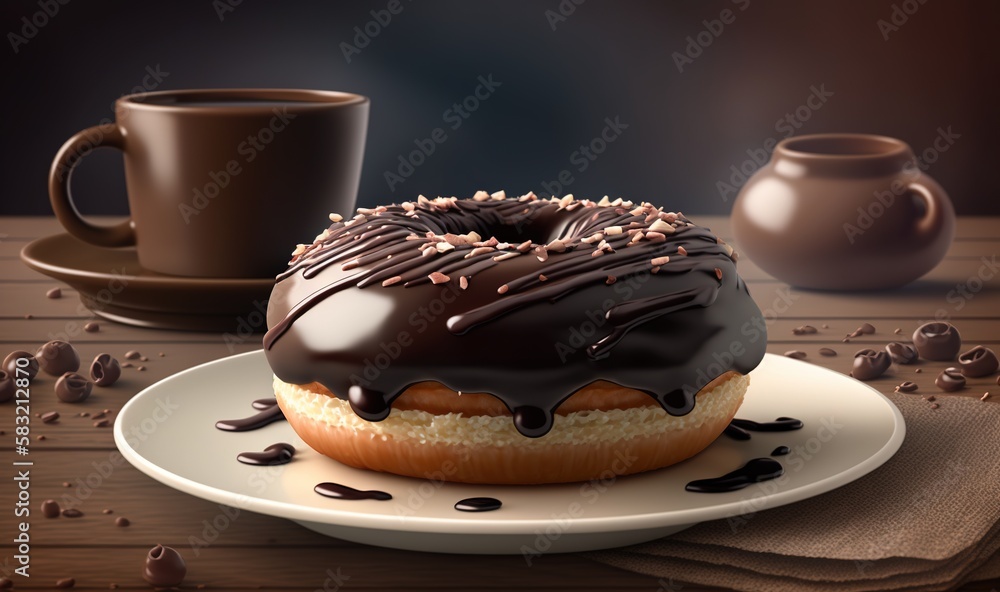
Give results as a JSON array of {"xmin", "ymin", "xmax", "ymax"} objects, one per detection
[{"xmin": 587, "ymin": 393, "xmax": 1000, "ymax": 591}]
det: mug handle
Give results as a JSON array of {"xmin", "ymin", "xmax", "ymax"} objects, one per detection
[
  {"xmin": 48, "ymin": 124, "xmax": 136, "ymax": 247},
  {"xmin": 907, "ymin": 180, "xmax": 949, "ymax": 242}
]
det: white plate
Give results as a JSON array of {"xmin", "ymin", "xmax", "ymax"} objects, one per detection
[{"xmin": 114, "ymin": 352, "xmax": 904, "ymax": 554}]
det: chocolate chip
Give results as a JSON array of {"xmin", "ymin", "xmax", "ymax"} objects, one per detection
[
  {"xmin": 0, "ymin": 371, "xmax": 13, "ymax": 404},
  {"xmin": 94, "ymin": 419, "xmax": 110, "ymax": 428},
  {"xmin": 885, "ymin": 342, "xmax": 918, "ymax": 365},
  {"xmin": 822, "ymin": 324, "xmax": 830, "ymax": 329},
  {"xmin": 61, "ymin": 508, "xmax": 83, "ymax": 518},
  {"xmin": 55, "ymin": 577, "xmax": 75, "ymax": 588},
  {"xmin": 818, "ymin": 347, "xmax": 837, "ymax": 357},
  {"xmin": 46, "ymin": 287, "xmax": 62, "ymax": 299},
  {"xmin": 137, "ymin": 365, "xmax": 147, "ymax": 372},
  {"xmin": 124, "ymin": 350, "xmax": 141, "ymax": 360},
  {"xmin": 852, "ymin": 350, "xmax": 891, "ymax": 381},
  {"xmin": 36, "ymin": 340, "xmax": 80, "ymax": 376},
  {"xmin": 935, "ymin": 367, "xmax": 966, "ymax": 392},
  {"xmin": 121, "ymin": 362, "xmax": 133, "ymax": 368},
  {"xmin": 143, "ymin": 544, "xmax": 187, "ymax": 588},
  {"xmin": 83, "ymin": 321, "xmax": 100, "ymax": 333},
  {"xmin": 912, "ymin": 322, "xmax": 962, "ymax": 361},
  {"xmin": 115, "ymin": 516, "xmax": 130, "ymax": 527},
  {"xmin": 784, "ymin": 350, "xmax": 807, "ymax": 359},
  {"xmin": 894, "ymin": 328, "xmax": 902, "ymax": 335},
  {"xmin": 924, "ymin": 395, "xmax": 936, "ymax": 402},
  {"xmin": 90, "ymin": 354, "xmax": 122, "ymax": 387},
  {"xmin": 158, "ymin": 352, "xmax": 165, "ymax": 357},
  {"xmin": 792, "ymin": 325, "xmax": 818, "ymax": 335},
  {"xmin": 894, "ymin": 381, "xmax": 918, "ymax": 393},
  {"xmin": 55, "ymin": 373, "xmax": 92, "ymax": 403},
  {"xmin": 91, "ymin": 411, "xmax": 106, "ymax": 420},
  {"xmin": 140, "ymin": 356, "xmax": 149, "ymax": 362},
  {"xmin": 41, "ymin": 499, "xmax": 61, "ymax": 518},
  {"xmin": 981, "ymin": 392, "xmax": 991, "ymax": 401},
  {"xmin": 915, "ymin": 368, "xmax": 922, "ymax": 373},
  {"xmin": 3, "ymin": 350, "xmax": 38, "ymax": 379},
  {"xmin": 859, "ymin": 322, "xmax": 876, "ymax": 334},
  {"xmin": 958, "ymin": 346, "xmax": 999, "ymax": 378},
  {"xmin": 102, "ymin": 508, "xmax": 113, "ymax": 514},
  {"xmin": 41, "ymin": 411, "xmax": 60, "ymax": 424}
]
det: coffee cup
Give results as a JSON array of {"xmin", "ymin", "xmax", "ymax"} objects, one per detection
[{"xmin": 49, "ymin": 88, "xmax": 369, "ymax": 278}]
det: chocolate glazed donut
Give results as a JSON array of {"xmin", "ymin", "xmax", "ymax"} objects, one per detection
[{"xmin": 264, "ymin": 192, "xmax": 767, "ymax": 438}]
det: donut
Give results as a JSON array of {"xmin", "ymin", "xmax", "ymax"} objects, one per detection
[{"xmin": 264, "ymin": 191, "xmax": 767, "ymax": 484}]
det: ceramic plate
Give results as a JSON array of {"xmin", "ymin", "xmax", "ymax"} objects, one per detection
[
  {"xmin": 114, "ymin": 352, "xmax": 904, "ymax": 554},
  {"xmin": 21, "ymin": 233, "xmax": 273, "ymax": 331}
]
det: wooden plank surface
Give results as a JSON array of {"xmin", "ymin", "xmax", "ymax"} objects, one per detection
[{"xmin": 1, "ymin": 216, "xmax": 998, "ymax": 590}]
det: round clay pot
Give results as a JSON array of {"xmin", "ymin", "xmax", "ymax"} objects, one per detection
[{"xmin": 731, "ymin": 133, "xmax": 954, "ymax": 290}]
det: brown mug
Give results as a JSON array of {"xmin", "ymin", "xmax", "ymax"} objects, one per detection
[
  {"xmin": 49, "ymin": 89, "xmax": 369, "ymax": 278},
  {"xmin": 731, "ymin": 133, "xmax": 954, "ymax": 290}
]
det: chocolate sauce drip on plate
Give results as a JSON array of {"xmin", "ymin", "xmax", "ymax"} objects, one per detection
[
  {"xmin": 730, "ymin": 417, "xmax": 804, "ymax": 432},
  {"xmin": 264, "ymin": 195, "xmax": 766, "ymax": 437},
  {"xmin": 685, "ymin": 458, "xmax": 784, "ymax": 493},
  {"xmin": 237, "ymin": 443, "xmax": 295, "ymax": 466},
  {"xmin": 314, "ymin": 482, "xmax": 392, "ymax": 501},
  {"xmin": 215, "ymin": 404, "xmax": 285, "ymax": 432},
  {"xmin": 455, "ymin": 497, "xmax": 502, "ymax": 512},
  {"xmin": 252, "ymin": 397, "xmax": 278, "ymax": 410},
  {"xmin": 771, "ymin": 446, "xmax": 790, "ymax": 456},
  {"xmin": 723, "ymin": 424, "xmax": 751, "ymax": 441}
]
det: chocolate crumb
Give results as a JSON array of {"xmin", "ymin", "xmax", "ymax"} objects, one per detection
[
  {"xmin": 894, "ymin": 381, "xmax": 918, "ymax": 393},
  {"xmin": 140, "ymin": 356, "xmax": 149, "ymax": 362},
  {"xmin": 41, "ymin": 411, "xmax": 60, "ymax": 424},
  {"xmin": 924, "ymin": 395, "xmax": 936, "ymax": 402},
  {"xmin": 102, "ymin": 508, "xmax": 113, "ymax": 514},
  {"xmin": 606, "ymin": 275, "xmax": 616, "ymax": 285},
  {"xmin": 859, "ymin": 322, "xmax": 876, "ymax": 334},
  {"xmin": 792, "ymin": 325, "xmax": 818, "ymax": 335},
  {"xmin": 137, "ymin": 366, "xmax": 147, "ymax": 372},
  {"xmin": 158, "ymin": 352, "xmax": 165, "ymax": 357},
  {"xmin": 538, "ymin": 274, "xmax": 548, "ymax": 282},
  {"xmin": 784, "ymin": 350, "xmax": 807, "ymax": 360},
  {"xmin": 37, "ymin": 435, "xmax": 46, "ymax": 441},
  {"xmin": 459, "ymin": 276, "xmax": 469, "ymax": 290},
  {"xmin": 124, "ymin": 350, "xmax": 141, "ymax": 360},
  {"xmin": 91, "ymin": 411, "xmax": 106, "ymax": 420},
  {"xmin": 818, "ymin": 347, "xmax": 837, "ymax": 357},
  {"xmin": 61, "ymin": 508, "xmax": 83, "ymax": 518},
  {"xmin": 822, "ymin": 324, "xmax": 830, "ymax": 329},
  {"xmin": 714, "ymin": 267, "xmax": 723, "ymax": 280},
  {"xmin": 894, "ymin": 328, "xmax": 902, "ymax": 335},
  {"xmin": 94, "ymin": 419, "xmax": 110, "ymax": 428},
  {"xmin": 55, "ymin": 577, "xmax": 75, "ymax": 588},
  {"xmin": 62, "ymin": 481, "xmax": 71, "ymax": 487},
  {"xmin": 46, "ymin": 287, "xmax": 62, "ymax": 299},
  {"xmin": 122, "ymin": 362, "xmax": 133, "ymax": 368},
  {"xmin": 981, "ymin": 392, "xmax": 991, "ymax": 401},
  {"xmin": 915, "ymin": 368, "xmax": 922, "ymax": 373},
  {"xmin": 428, "ymin": 271, "xmax": 450, "ymax": 285},
  {"xmin": 84, "ymin": 321, "xmax": 100, "ymax": 333},
  {"xmin": 930, "ymin": 403, "xmax": 940, "ymax": 409},
  {"xmin": 24, "ymin": 314, "xmax": 33, "ymax": 319},
  {"xmin": 42, "ymin": 499, "xmax": 61, "ymax": 518},
  {"xmin": 115, "ymin": 516, "xmax": 130, "ymax": 527},
  {"xmin": 497, "ymin": 284, "xmax": 509, "ymax": 295}
]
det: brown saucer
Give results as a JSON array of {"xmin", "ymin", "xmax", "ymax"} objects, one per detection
[{"xmin": 21, "ymin": 233, "xmax": 274, "ymax": 332}]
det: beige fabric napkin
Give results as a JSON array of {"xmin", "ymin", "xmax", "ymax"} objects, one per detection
[{"xmin": 587, "ymin": 393, "xmax": 1000, "ymax": 591}]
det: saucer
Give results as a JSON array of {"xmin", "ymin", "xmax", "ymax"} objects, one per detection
[{"xmin": 21, "ymin": 233, "xmax": 275, "ymax": 332}]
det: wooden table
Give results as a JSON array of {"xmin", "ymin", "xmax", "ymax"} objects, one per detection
[{"xmin": 1, "ymin": 216, "xmax": 998, "ymax": 590}]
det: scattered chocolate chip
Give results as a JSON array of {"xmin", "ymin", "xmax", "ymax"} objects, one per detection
[
  {"xmin": 37, "ymin": 434, "xmax": 46, "ymax": 441},
  {"xmin": 958, "ymin": 346, "xmax": 999, "ymax": 377},
  {"xmin": 894, "ymin": 328, "xmax": 902, "ymax": 335},
  {"xmin": 714, "ymin": 267, "xmax": 723, "ymax": 280},
  {"xmin": 41, "ymin": 411, "xmax": 60, "ymax": 423},
  {"xmin": 852, "ymin": 349, "xmax": 891, "ymax": 381},
  {"xmin": 818, "ymin": 347, "xmax": 837, "ymax": 357},
  {"xmin": 931, "ymin": 403, "xmax": 940, "ymax": 410},
  {"xmin": 822, "ymin": 324, "xmax": 830, "ymax": 329},
  {"xmin": 3, "ymin": 350, "xmax": 39, "ymax": 379},
  {"xmin": 121, "ymin": 362, "xmax": 133, "ymax": 368},
  {"xmin": 137, "ymin": 365, "xmax": 147, "ymax": 372},
  {"xmin": 115, "ymin": 516, "xmax": 130, "ymax": 527},
  {"xmin": 912, "ymin": 322, "xmax": 962, "ymax": 361},
  {"xmin": 124, "ymin": 350, "xmax": 141, "ymax": 360},
  {"xmin": 36, "ymin": 340, "xmax": 81, "ymax": 376},
  {"xmin": 90, "ymin": 354, "xmax": 122, "ymax": 387},
  {"xmin": 894, "ymin": 381, "xmax": 918, "ymax": 393},
  {"xmin": 55, "ymin": 577, "xmax": 75, "ymax": 588},
  {"xmin": 158, "ymin": 352, "xmax": 165, "ymax": 357},
  {"xmin": 859, "ymin": 323, "xmax": 876, "ymax": 334},
  {"xmin": 55, "ymin": 373, "xmax": 92, "ymax": 403},
  {"xmin": 61, "ymin": 508, "xmax": 83, "ymax": 518},
  {"xmin": 23, "ymin": 314, "xmax": 33, "ymax": 319},
  {"xmin": 91, "ymin": 411, "xmax": 106, "ymax": 420},
  {"xmin": 605, "ymin": 275, "xmax": 616, "ymax": 284},
  {"xmin": 46, "ymin": 287, "xmax": 62, "ymax": 299},
  {"xmin": 915, "ymin": 368, "xmax": 922, "ymax": 373},
  {"xmin": 143, "ymin": 544, "xmax": 187, "ymax": 588},
  {"xmin": 140, "ymin": 356, "xmax": 149, "ymax": 362},
  {"xmin": 62, "ymin": 481, "xmax": 71, "ymax": 487},
  {"xmin": 935, "ymin": 368, "xmax": 966, "ymax": 392},
  {"xmin": 792, "ymin": 325, "xmax": 818, "ymax": 335},
  {"xmin": 83, "ymin": 321, "xmax": 100, "ymax": 333},
  {"xmin": 784, "ymin": 350, "xmax": 807, "ymax": 359},
  {"xmin": 94, "ymin": 419, "xmax": 110, "ymax": 428},
  {"xmin": 924, "ymin": 395, "xmax": 936, "ymax": 402},
  {"xmin": 0, "ymin": 371, "xmax": 13, "ymax": 404},
  {"xmin": 102, "ymin": 508, "xmax": 113, "ymax": 514},
  {"xmin": 981, "ymin": 392, "xmax": 991, "ymax": 401},
  {"xmin": 42, "ymin": 499, "xmax": 61, "ymax": 518},
  {"xmin": 885, "ymin": 342, "xmax": 918, "ymax": 365}
]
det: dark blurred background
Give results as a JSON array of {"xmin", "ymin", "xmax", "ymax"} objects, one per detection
[{"xmin": 1, "ymin": 0, "xmax": 997, "ymax": 215}]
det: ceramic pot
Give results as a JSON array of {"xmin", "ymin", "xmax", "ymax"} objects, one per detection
[{"xmin": 731, "ymin": 133, "xmax": 954, "ymax": 290}]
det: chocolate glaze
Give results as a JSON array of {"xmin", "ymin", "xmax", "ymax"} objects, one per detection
[
  {"xmin": 314, "ymin": 482, "xmax": 392, "ymax": 501},
  {"xmin": 771, "ymin": 446, "xmax": 790, "ymax": 456},
  {"xmin": 730, "ymin": 417, "xmax": 804, "ymax": 432},
  {"xmin": 685, "ymin": 458, "xmax": 784, "ymax": 493},
  {"xmin": 264, "ymin": 195, "xmax": 766, "ymax": 438},
  {"xmin": 455, "ymin": 497, "xmax": 502, "ymax": 512},
  {"xmin": 215, "ymin": 404, "xmax": 285, "ymax": 432},
  {"xmin": 252, "ymin": 397, "xmax": 279, "ymax": 410},
  {"xmin": 237, "ymin": 443, "xmax": 295, "ymax": 466}
]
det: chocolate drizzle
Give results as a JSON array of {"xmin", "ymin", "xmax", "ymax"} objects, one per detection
[
  {"xmin": 237, "ymin": 443, "xmax": 295, "ymax": 466},
  {"xmin": 314, "ymin": 482, "xmax": 392, "ymax": 501},
  {"xmin": 685, "ymin": 458, "xmax": 784, "ymax": 493},
  {"xmin": 264, "ymin": 193, "xmax": 766, "ymax": 437},
  {"xmin": 455, "ymin": 497, "xmax": 502, "ymax": 512},
  {"xmin": 771, "ymin": 445, "xmax": 790, "ymax": 456},
  {"xmin": 215, "ymin": 404, "xmax": 285, "ymax": 432},
  {"xmin": 730, "ymin": 417, "xmax": 804, "ymax": 432}
]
